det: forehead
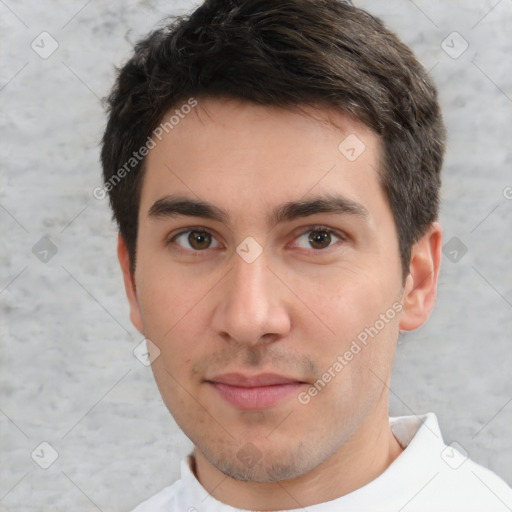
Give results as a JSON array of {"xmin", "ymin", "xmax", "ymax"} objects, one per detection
[{"xmin": 140, "ymin": 98, "xmax": 383, "ymax": 219}]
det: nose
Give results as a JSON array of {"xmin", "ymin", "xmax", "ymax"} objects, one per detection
[{"xmin": 211, "ymin": 250, "xmax": 291, "ymax": 346}]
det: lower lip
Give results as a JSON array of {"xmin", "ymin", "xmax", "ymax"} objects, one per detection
[{"xmin": 208, "ymin": 382, "xmax": 304, "ymax": 410}]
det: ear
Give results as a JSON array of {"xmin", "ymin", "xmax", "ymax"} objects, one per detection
[
  {"xmin": 117, "ymin": 234, "xmax": 144, "ymax": 334},
  {"xmin": 399, "ymin": 222, "xmax": 442, "ymax": 331}
]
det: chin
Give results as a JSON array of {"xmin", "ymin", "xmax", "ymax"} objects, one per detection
[{"xmin": 196, "ymin": 437, "xmax": 332, "ymax": 483}]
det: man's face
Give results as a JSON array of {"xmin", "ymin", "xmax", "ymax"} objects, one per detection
[{"xmin": 127, "ymin": 98, "xmax": 406, "ymax": 481}]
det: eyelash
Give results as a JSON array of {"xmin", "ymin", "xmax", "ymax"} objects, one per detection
[
  {"xmin": 291, "ymin": 225, "xmax": 346, "ymax": 251},
  {"xmin": 166, "ymin": 225, "xmax": 346, "ymax": 253}
]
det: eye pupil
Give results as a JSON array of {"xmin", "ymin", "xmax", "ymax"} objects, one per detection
[
  {"xmin": 308, "ymin": 230, "xmax": 331, "ymax": 249},
  {"xmin": 188, "ymin": 231, "xmax": 211, "ymax": 250}
]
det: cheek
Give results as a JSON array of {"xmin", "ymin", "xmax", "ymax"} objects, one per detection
[
  {"xmin": 297, "ymin": 280, "xmax": 400, "ymax": 427},
  {"xmin": 136, "ymin": 259, "xmax": 209, "ymax": 334},
  {"xmin": 296, "ymin": 269, "xmax": 384, "ymax": 340},
  {"xmin": 150, "ymin": 358, "xmax": 201, "ymax": 433},
  {"xmin": 295, "ymin": 268, "xmax": 400, "ymax": 382},
  {"xmin": 135, "ymin": 277, "xmax": 211, "ymax": 393}
]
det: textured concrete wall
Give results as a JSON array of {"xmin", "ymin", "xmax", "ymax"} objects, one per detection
[{"xmin": 1, "ymin": 1, "xmax": 510, "ymax": 510}]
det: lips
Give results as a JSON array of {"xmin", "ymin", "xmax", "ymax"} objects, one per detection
[
  {"xmin": 208, "ymin": 373, "xmax": 302, "ymax": 387},
  {"xmin": 206, "ymin": 373, "xmax": 306, "ymax": 410}
]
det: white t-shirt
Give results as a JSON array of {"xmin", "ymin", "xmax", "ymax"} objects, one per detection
[{"xmin": 131, "ymin": 413, "xmax": 512, "ymax": 511}]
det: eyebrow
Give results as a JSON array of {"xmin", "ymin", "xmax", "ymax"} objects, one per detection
[{"xmin": 147, "ymin": 193, "xmax": 368, "ymax": 226}]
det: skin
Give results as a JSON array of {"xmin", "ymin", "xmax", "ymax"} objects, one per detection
[{"xmin": 118, "ymin": 97, "xmax": 442, "ymax": 510}]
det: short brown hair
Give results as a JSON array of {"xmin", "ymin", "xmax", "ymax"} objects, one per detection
[{"xmin": 101, "ymin": 0, "xmax": 446, "ymax": 278}]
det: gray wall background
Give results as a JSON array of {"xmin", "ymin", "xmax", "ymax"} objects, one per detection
[{"xmin": 1, "ymin": 0, "xmax": 511, "ymax": 510}]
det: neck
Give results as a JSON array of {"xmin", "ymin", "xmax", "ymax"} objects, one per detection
[{"xmin": 193, "ymin": 405, "xmax": 404, "ymax": 510}]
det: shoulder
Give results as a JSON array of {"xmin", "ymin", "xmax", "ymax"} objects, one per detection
[
  {"xmin": 388, "ymin": 413, "xmax": 512, "ymax": 511},
  {"xmin": 129, "ymin": 454, "xmax": 211, "ymax": 512},
  {"xmin": 418, "ymin": 456, "xmax": 512, "ymax": 511},
  {"xmin": 129, "ymin": 479, "xmax": 183, "ymax": 512}
]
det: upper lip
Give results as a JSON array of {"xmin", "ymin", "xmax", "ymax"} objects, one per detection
[{"xmin": 207, "ymin": 373, "xmax": 304, "ymax": 387}]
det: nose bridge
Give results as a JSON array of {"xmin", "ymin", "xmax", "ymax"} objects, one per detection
[
  {"xmin": 212, "ymin": 250, "xmax": 290, "ymax": 345},
  {"xmin": 228, "ymin": 253, "xmax": 271, "ymax": 320}
]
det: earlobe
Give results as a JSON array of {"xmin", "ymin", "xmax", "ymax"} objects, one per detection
[
  {"xmin": 117, "ymin": 234, "xmax": 144, "ymax": 334},
  {"xmin": 399, "ymin": 222, "xmax": 442, "ymax": 332}
]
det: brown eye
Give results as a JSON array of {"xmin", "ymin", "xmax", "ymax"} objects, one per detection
[
  {"xmin": 308, "ymin": 230, "xmax": 332, "ymax": 249},
  {"xmin": 188, "ymin": 231, "xmax": 212, "ymax": 250},
  {"xmin": 171, "ymin": 229, "xmax": 221, "ymax": 251}
]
